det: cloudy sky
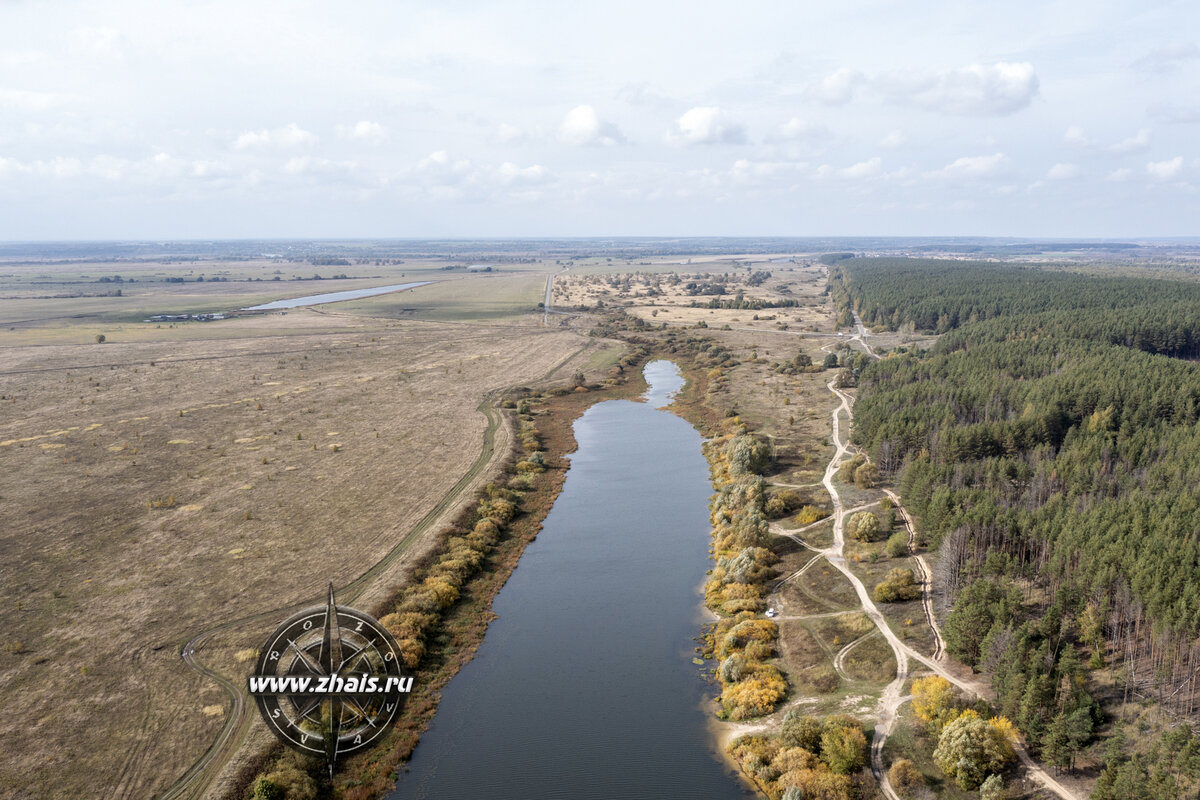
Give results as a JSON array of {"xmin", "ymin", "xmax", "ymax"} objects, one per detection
[{"xmin": 1, "ymin": 0, "xmax": 1198, "ymax": 239}]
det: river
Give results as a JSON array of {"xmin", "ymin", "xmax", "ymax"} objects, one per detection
[
  {"xmin": 386, "ymin": 360, "xmax": 755, "ymax": 800},
  {"xmin": 241, "ymin": 281, "xmax": 433, "ymax": 310}
]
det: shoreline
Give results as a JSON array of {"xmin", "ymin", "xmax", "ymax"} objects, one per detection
[
  {"xmin": 223, "ymin": 353, "xmax": 654, "ymax": 799},
  {"xmin": 333, "ymin": 358, "xmax": 655, "ymax": 798}
]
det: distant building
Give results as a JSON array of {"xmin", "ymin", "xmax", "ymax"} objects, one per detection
[{"xmin": 146, "ymin": 313, "xmax": 225, "ymax": 323}]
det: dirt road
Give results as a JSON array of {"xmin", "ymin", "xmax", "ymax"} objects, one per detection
[{"xmin": 808, "ymin": 324, "xmax": 1079, "ymax": 800}]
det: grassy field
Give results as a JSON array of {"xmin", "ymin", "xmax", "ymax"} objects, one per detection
[
  {"xmin": 0, "ymin": 257, "xmax": 554, "ymax": 344},
  {"xmin": 337, "ymin": 271, "xmax": 548, "ymax": 322},
  {"xmin": 0, "ymin": 257, "xmax": 605, "ymax": 799},
  {"xmin": 0, "ymin": 247, "xmax": 945, "ymax": 800}
]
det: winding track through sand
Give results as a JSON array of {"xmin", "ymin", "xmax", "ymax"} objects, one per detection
[{"xmin": 798, "ymin": 319, "xmax": 1079, "ymax": 800}]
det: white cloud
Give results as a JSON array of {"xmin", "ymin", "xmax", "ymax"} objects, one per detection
[
  {"xmin": 1133, "ymin": 42, "xmax": 1200, "ymax": 73},
  {"xmin": 558, "ymin": 105, "xmax": 624, "ymax": 147},
  {"xmin": 616, "ymin": 82, "xmax": 674, "ymax": 108},
  {"xmin": 0, "ymin": 156, "xmax": 27, "ymax": 178},
  {"xmin": 1065, "ymin": 125, "xmax": 1151, "ymax": 154},
  {"xmin": 666, "ymin": 107, "xmax": 746, "ymax": 146},
  {"xmin": 416, "ymin": 150, "xmax": 473, "ymax": 179},
  {"xmin": 841, "ymin": 157, "xmax": 882, "ymax": 179},
  {"xmin": 1107, "ymin": 128, "xmax": 1151, "ymax": 154},
  {"xmin": 402, "ymin": 151, "xmax": 550, "ymax": 201},
  {"xmin": 933, "ymin": 152, "xmax": 1007, "ymax": 179},
  {"xmin": 234, "ymin": 123, "xmax": 317, "ymax": 150},
  {"xmin": 814, "ymin": 157, "xmax": 884, "ymax": 180},
  {"xmin": 1047, "ymin": 163, "xmax": 1080, "ymax": 180},
  {"xmin": 283, "ymin": 157, "xmax": 358, "ymax": 178},
  {"xmin": 804, "ymin": 68, "xmax": 862, "ymax": 106},
  {"xmin": 0, "ymin": 152, "xmax": 244, "ymax": 185},
  {"xmin": 0, "ymin": 87, "xmax": 66, "ymax": 111},
  {"xmin": 727, "ymin": 158, "xmax": 807, "ymax": 185},
  {"xmin": 1106, "ymin": 168, "xmax": 1134, "ymax": 182},
  {"xmin": 46, "ymin": 157, "xmax": 83, "ymax": 179},
  {"xmin": 879, "ymin": 130, "xmax": 907, "ymax": 148},
  {"xmin": 497, "ymin": 162, "xmax": 550, "ymax": 185},
  {"xmin": 1149, "ymin": 104, "xmax": 1200, "ymax": 124},
  {"xmin": 67, "ymin": 27, "xmax": 125, "ymax": 59},
  {"xmin": 887, "ymin": 62, "xmax": 1039, "ymax": 116},
  {"xmin": 774, "ymin": 118, "xmax": 830, "ymax": 142},
  {"xmin": 336, "ymin": 121, "xmax": 385, "ymax": 143},
  {"xmin": 1147, "ymin": 156, "xmax": 1184, "ymax": 180},
  {"xmin": 190, "ymin": 160, "xmax": 230, "ymax": 179},
  {"xmin": 1063, "ymin": 125, "xmax": 1093, "ymax": 147},
  {"xmin": 495, "ymin": 123, "xmax": 526, "ymax": 144}
]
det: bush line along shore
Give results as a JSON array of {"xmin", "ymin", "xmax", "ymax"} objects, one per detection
[{"xmin": 230, "ymin": 346, "xmax": 653, "ymax": 800}]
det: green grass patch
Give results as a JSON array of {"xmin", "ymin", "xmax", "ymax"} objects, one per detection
[
  {"xmin": 340, "ymin": 273, "xmax": 546, "ymax": 321},
  {"xmin": 811, "ymin": 612, "xmax": 873, "ymax": 652},
  {"xmin": 800, "ymin": 561, "xmax": 859, "ymax": 611},
  {"xmin": 840, "ymin": 632, "xmax": 897, "ymax": 684}
]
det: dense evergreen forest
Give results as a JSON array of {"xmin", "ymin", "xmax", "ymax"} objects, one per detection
[{"xmin": 830, "ymin": 258, "xmax": 1200, "ymax": 796}]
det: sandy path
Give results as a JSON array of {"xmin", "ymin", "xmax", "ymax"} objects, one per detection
[{"xmin": 821, "ymin": 323, "xmax": 1078, "ymax": 800}]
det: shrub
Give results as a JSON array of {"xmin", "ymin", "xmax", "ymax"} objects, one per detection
[
  {"xmin": 254, "ymin": 755, "xmax": 316, "ymax": 800},
  {"xmin": 854, "ymin": 462, "xmax": 876, "ymax": 489},
  {"xmin": 718, "ymin": 547, "xmax": 777, "ymax": 585},
  {"xmin": 727, "ymin": 735, "xmax": 783, "ymax": 791},
  {"xmin": 932, "ymin": 709, "xmax": 1016, "ymax": 790},
  {"xmin": 779, "ymin": 768, "xmax": 852, "ymax": 800},
  {"xmin": 720, "ymin": 652, "xmax": 748, "ymax": 683},
  {"xmin": 721, "ymin": 598, "xmax": 763, "ymax": 615},
  {"xmin": 795, "ymin": 505, "xmax": 828, "ymax": 525},
  {"xmin": 772, "ymin": 746, "xmax": 820, "ymax": 774},
  {"xmin": 820, "ymin": 721, "xmax": 867, "ymax": 774},
  {"xmin": 836, "ymin": 454, "xmax": 865, "ymax": 483},
  {"xmin": 885, "ymin": 531, "xmax": 909, "ymax": 558},
  {"xmin": 251, "ymin": 777, "xmax": 281, "ymax": 800},
  {"xmin": 781, "ymin": 711, "xmax": 823, "ymax": 752},
  {"xmin": 979, "ymin": 773, "xmax": 1005, "ymax": 800},
  {"xmin": 396, "ymin": 637, "xmax": 425, "ymax": 669},
  {"xmin": 889, "ymin": 758, "xmax": 925, "ymax": 796},
  {"xmin": 378, "ymin": 611, "xmax": 436, "ymax": 641},
  {"xmin": 725, "ymin": 434, "xmax": 771, "ymax": 476},
  {"xmin": 848, "ymin": 511, "xmax": 879, "ymax": 542},
  {"xmin": 423, "ymin": 577, "xmax": 460, "ymax": 608},
  {"xmin": 744, "ymin": 639, "xmax": 773, "ymax": 661},
  {"xmin": 765, "ymin": 490, "xmax": 803, "ymax": 518},
  {"xmin": 398, "ymin": 589, "xmax": 440, "ymax": 615},
  {"xmin": 873, "ymin": 568, "xmax": 922, "ymax": 603},
  {"xmin": 508, "ymin": 472, "xmax": 536, "ymax": 490},
  {"xmin": 912, "ymin": 676, "xmax": 958, "ymax": 729},
  {"xmin": 717, "ymin": 618, "xmax": 780, "ymax": 659},
  {"xmin": 721, "ymin": 662, "xmax": 788, "ymax": 719}
]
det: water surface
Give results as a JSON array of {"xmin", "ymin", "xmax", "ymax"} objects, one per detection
[
  {"xmin": 241, "ymin": 281, "xmax": 433, "ymax": 310},
  {"xmin": 387, "ymin": 360, "xmax": 753, "ymax": 800}
]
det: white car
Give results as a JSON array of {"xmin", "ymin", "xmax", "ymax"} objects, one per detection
[{"xmin": 765, "ymin": 608, "xmax": 777, "ymax": 618}]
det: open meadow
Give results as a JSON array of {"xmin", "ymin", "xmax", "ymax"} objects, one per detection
[{"xmin": 0, "ymin": 255, "xmax": 603, "ymax": 799}]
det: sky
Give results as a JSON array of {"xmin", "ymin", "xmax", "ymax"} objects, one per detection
[{"xmin": 0, "ymin": 0, "xmax": 1198, "ymax": 240}]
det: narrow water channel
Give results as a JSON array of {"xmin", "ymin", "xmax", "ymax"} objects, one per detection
[
  {"xmin": 241, "ymin": 281, "xmax": 433, "ymax": 310},
  {"xmin": 387, "ymin": 360, "xmax": 755, "ymax": 799}
]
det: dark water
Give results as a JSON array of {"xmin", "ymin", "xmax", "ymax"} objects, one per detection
[
  {"xmin": 241, "ymin": 281, "xmax": 433, "ymax": 310},
  {"xmin": 387, "ymin": 360, "xmax": 755, "ymax": 800}
]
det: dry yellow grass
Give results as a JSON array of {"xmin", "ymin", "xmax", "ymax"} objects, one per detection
[{"xmin": 0, "ymin": 306, "xmax": 598, "ymax": 799}]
